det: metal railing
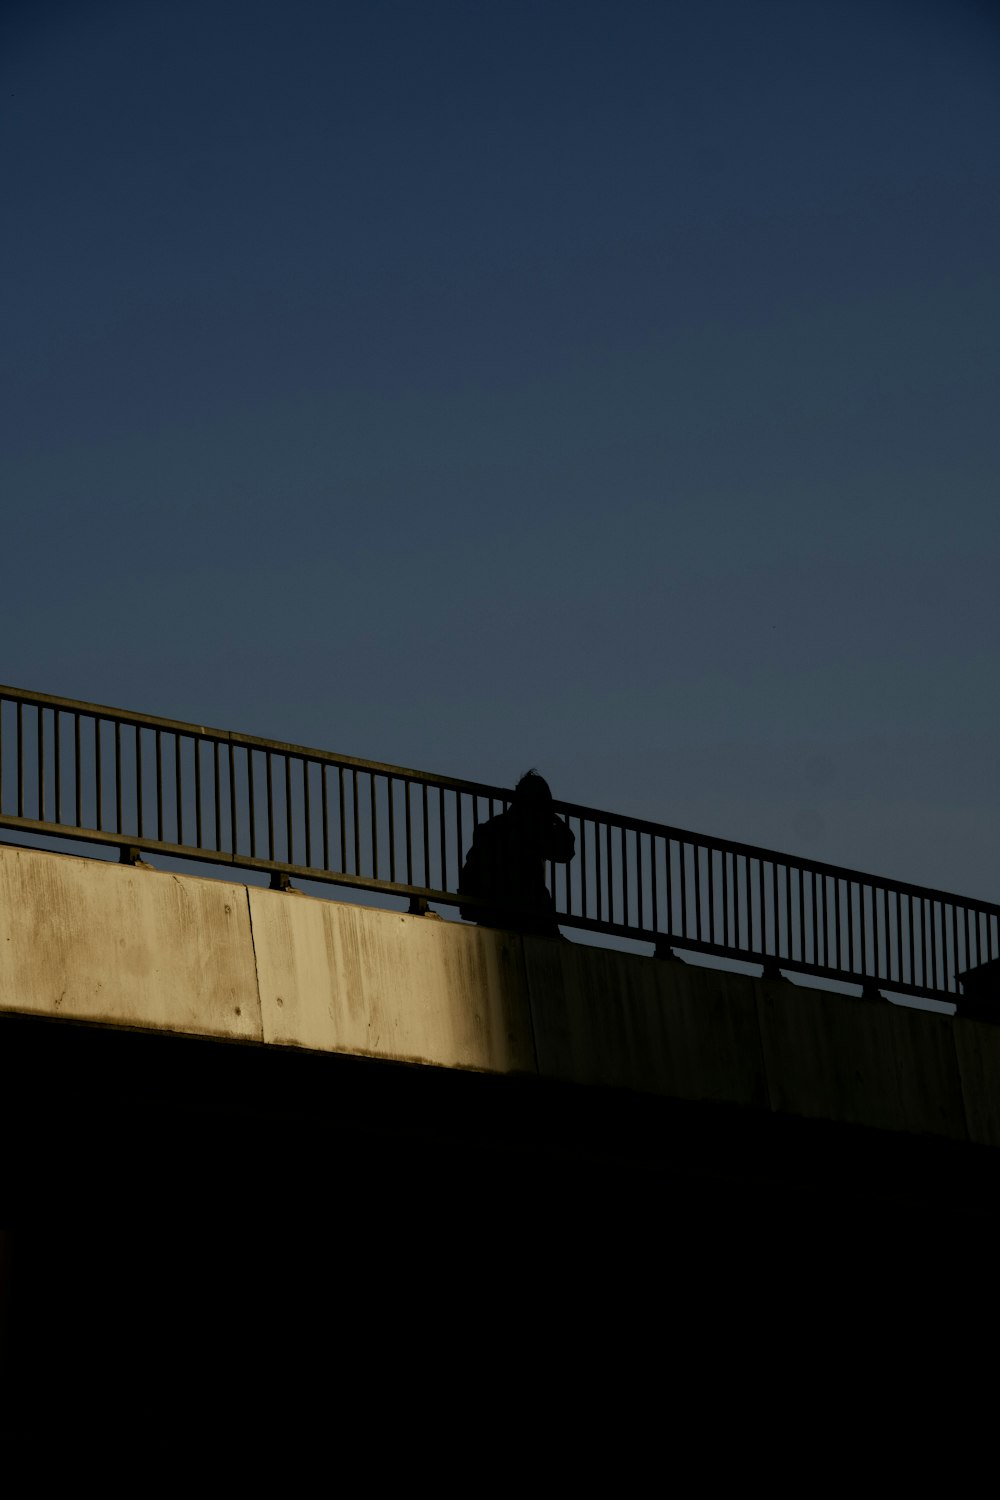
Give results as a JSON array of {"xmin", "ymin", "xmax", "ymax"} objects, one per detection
[{"xmin": 0, "ymin": 683, "xmax": 996, "ymax": 1008}]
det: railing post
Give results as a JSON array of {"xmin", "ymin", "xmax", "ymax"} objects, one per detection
[{"xmin": 408, "ymin": 896, "xmax": 442, "ymax": 919}]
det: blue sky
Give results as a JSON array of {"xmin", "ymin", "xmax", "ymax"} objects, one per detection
[{"xmin": 2, "ymin": 0, "xmax": 998, "ymax": 906}]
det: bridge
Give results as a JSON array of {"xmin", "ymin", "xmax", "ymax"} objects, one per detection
[
  {"xmin": 0, "ymin": 680, "xmax": 996, "ymax": 1213},
  {"xmin": 2, "ymin": 683, "xmax": 998, "ymax": 1437}
]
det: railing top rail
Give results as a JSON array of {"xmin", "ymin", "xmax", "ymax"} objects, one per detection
[
  {"xmin": 552, "ymin": 795, "xmax": 1000, "ymax": 916},
  {"xmin": 0, "ymin": 682, "xmax": 232, "ymax": 741},
  {"xmin": 0, "ymin": 682, "xmax": 510, "ymax": 801}
]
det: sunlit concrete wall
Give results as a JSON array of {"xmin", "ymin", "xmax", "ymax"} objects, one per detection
[{"xmin": 0, "ymin": 842, "xmax": 997, "ymax": 1148}]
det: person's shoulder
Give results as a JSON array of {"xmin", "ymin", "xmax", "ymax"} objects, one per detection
[
  {"xmin": 551, "ymin": 816, "xmax": 576, "ymax": 858},
  {"xmin": 472, "ymin": 810, "xmax": 506, "ymax": 842}
]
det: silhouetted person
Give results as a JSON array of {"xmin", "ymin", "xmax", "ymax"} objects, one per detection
[{"xmin": 458, "ymin": 770, "xmax": 575, "ymax": 937}]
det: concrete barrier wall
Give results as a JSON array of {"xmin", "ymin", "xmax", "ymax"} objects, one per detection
[
  {"xmin": 247, "ymin": 888, "xmax": 536, "ymax": 1074},
  {"xmin": 0, "ymin": 845, "xmax": 261, "ymax": 1042},
  {"xmin": 755, "ymin": 975, "xmax": 968, "ymax": 1142},
  {"xmin": 522, "ymin": 936, "xmax": 769, "ymax": 1111},
  {"xmin": 0, "ymin": 844, "xmax": 995, "ymax": 1147}
]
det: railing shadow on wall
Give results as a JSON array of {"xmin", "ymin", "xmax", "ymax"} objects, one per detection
[{"xmin": 0, "ymin": 684, "xmax": 995, "ymax": 1010}]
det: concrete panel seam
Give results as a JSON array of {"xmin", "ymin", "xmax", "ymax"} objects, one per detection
[
  {"xmin": 244, "ymin": 883, "xmax": 265, "ymax": 1039},
  {"xmin": 953, "ymin": 1032, "xmax": 971, "ymax": 1146},
  {"xmin": 752, "ymin": 982, "xmax": 781, "ymax": 1118},
  {"xmin": 953, "ymin": 1024, "xmax": 981, "ymax": 1146},
  {"xmin": 890, "ymin": 1016, "xmax": 968, "ymax": 1143},
  {"xmin": 514, "ymin": 932, "xmax": 541, "ymax": 1077}
]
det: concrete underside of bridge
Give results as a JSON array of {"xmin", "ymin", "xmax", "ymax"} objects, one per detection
[
  {"xmin": 3, "ymin": 1001, "xmax": 998, "ymax": 1441},
  {"xmin": 1, "ymin": 1004, "xmax": 998, "ymax": 1222}
]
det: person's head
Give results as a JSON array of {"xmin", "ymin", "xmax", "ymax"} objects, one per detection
[{"xmin": 513, "ymin": 770, "xmax": 553, "ymax": 815}]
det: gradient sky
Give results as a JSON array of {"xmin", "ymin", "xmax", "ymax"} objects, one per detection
[{"xmin": 3, "ymin": 0, "xmax": 998, "ymax": 910}]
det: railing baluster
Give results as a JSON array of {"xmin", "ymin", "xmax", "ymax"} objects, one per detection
[
  {"xmin": 74, "ymin": 713, "xmax": 81, "ymax": 825},
  {"xmin": 54, "ymin": 711, "xmax": 62, "ymax": 824},
  {"xmin": 246, "ymin": 748, "xmax": 254, "ymax": 858},
  {"xmin": 929, "ymin": 895, "xmax": 938, "ymax": 991},
  {"xmin": 195, "ymin": 741, "xmax": 203, "ymax": 850},
  {"xmin": 37, "ymin": 706, "xmax": 45, "ymax": 822},
  {"xmin": 136, "ymin": 726, "xmax": 144, "ymax": 839},
  {"xmin": 95, "ymin": 718, "xmax": 102, "ymax": 831},
  {"xmin": 635, "ymin": 829, "xmax": 645, "ymax": 931},
  {"xmin": 680, "ymin": 843, "xmax": 689, "ymax": 939},
  {"xmin": 874, "ymin": 884, "xmax": 882, "ymax": 980},
  {"xmin": 339, "ymin": 766, "xmax": 346, "ymax": 872},
  {"xmin": 304, "ymin": 759, "xmax": 313, "ymax": 868},
  {"xmin": 354, "ymin": 771, "xmax": 361, "ymax": 877},
  {"xmin": 759, "ymin": 857, "xmax": 766, "ymax": 959},
  {"xmin": 388, "ymin": 776, "xmax": 396, "ymax": 883},
  {"xmin": 114, "ymin": 720, "xmax": 121, "ymax": 834},
  {"xmin": 595, "ymin": 819, "xmax": 603, "ymax": 923},
  {"xmin": 404, "ymin": 780, "xmax": 413, "ymax": 885},
  {"xmin": 214, "ymin": 741, "xmax": 222, "ymax": 852},
  {"xmin": 174, "ymin": 733, "xmax": 183, "ymax": 845},
  {"xmin": 437, "ymin": 788, "xmax": 447, "ymax": 891},
  {"xmin": 605, "ymin": 823, "xmax": 613, "ymax": 925},
  {"xmin": 694, "ymin": 841, "xmax": 702, "ymax": 941},
  {"xmin": 371, "ymin": 773, "xmax": 378, "ymax": 881},
  {"xmin": 322, "ymin": 765, "xmax": 329, "ymax": 871},
  {"xmin": 779, "ymin": 864, "xmax": 791, "ymax": 966},
  {"xmin": 421, "ymin": 784, "xmax": 429, "ymax": 887},
  {"xmin": 803, "ymin": 876, "xmax": 815, "ymax": 966},
  {"xmin": 285, "ymin": 755, "xmax": 293, "ymax": 865},
  {"xmin": 155, "ymin": 729, "xmax": 162, "ymax": 841},
  {"xmin": 723, "ymin": 847, "xmax": 730, "ymax": 948},
  {"xmin": 16, "ymin": 702, "xmax": 23, "ymax": 818},
  {"xmin": 621, "ymin": 826, "xmax": 629, "ymax": 929},
  {"xmin": 228, "ymin": 740, "xmax": 237, "ymax": 856},
  {"xmin": 746, "ymin": 858, "xmax": 755, "ymax": 948},
  {"xmin": 870, "ymin": 885, "xmax": 877, "ymax": 979},
  {"xmin": 785, "ymin": 865, "xmax": 793, "ymax": 962},
  {"xmin": 266, "ymin": 752, "xmax": 275, "ymax": 861}
]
